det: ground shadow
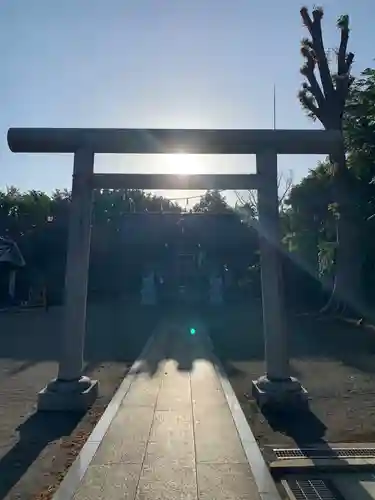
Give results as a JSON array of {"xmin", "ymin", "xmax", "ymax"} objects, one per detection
[
  {"xmin": 127, "ymin": 306, "xmax": 231, "ymax": 378},
  {"xmin": 204, "ymin": 300, "xmax": 375, "ymax": 378},
  {"xmin": 128, "ymin": 312, "xmax": 193, "ymax": 376},
  {"xmin": 263, "ymin": 406, "xmax": 327, "ymax": 445},
  {"xmin": 4, "ymin": 299, "xmax": 375, "ymax": 376},
  {"xmin": 122, "ymin": 305, "xmax": 375, "ymax": 379},
  {"xmin": 291, "ymin": 314, "xmax": 375, "ymax": 375},
  {"xmin": 0, "ymin": 411, "xmax": 83, "ymax": 500},
  {"xmin": 7, "ymin": 360, "xmax": 39, "ymax": 376},
  {"xmin": 0, "ymin": 302, "xmax": 162, "ymax": 365},
  {"xmin": 3, "ymin": 292, "xmax": 375, "ymax": 378}
]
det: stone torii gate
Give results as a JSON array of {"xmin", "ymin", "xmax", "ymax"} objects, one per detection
[{"xmin": 7, "ymin": 127, "xmax": 341, "ymax": 411}]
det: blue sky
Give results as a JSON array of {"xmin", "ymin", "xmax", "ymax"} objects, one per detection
[{"xmin": 1, "ymin": 0, "xmax": 374, "ymax": 206}]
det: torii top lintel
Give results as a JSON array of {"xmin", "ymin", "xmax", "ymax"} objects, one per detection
[{"xmin": 7, "ymin": 128, "xmax": 342, "ymax": 155}]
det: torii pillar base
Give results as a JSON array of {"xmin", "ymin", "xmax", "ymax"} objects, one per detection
[
  {"xmin": 37, "ymin": 376, "xmax": 99, "ymax": 412},
  {"xmin": 252, "ymin": 375, "xmax": 308, "ymax": 411}
]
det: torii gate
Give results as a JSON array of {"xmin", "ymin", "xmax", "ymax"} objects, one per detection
[{"xmin": 7, "ymin": 127, "xmax": 341, "ymax": 411}]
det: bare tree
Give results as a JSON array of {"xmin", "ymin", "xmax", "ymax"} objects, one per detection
[
  {"xmin": 299, "ymin": 7, "xmax": 354, "ymax": 128},
  {"xmin": 235, "ymin": 170, "xmax": 294, "ymax": 218},
  {"xmin": 298, "ymin": 6, "xmax": 361, "ymax": 315}
]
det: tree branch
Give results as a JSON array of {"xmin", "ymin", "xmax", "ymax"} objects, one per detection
[
  {"xmin": 346, "ymin": 52, "xmax": 354, "ymax": 69},
  {"xmin": 337, "ymin": 15, "xmax": 349, "ymax": 75},
  {"xmin": 300, "ymin": 7, "xmax": 313, "ymax": 34},
  {"xmin": 279, "ymin": 171, "xmax": 294, "ymax": 205},
  {"xmin": 300, "ymin": 44, "xmax": 325, "ymax": 108},
  {"xmin": 298, "ymin": 89, "xmax": 322, "ymax": 121},
  {"xmin": 336, "ymin": 14, "xmax": 354, "ymax": 104},
  {"xmin": 303, "ymin": 8, "xmax": 335, "ymax": 100}
]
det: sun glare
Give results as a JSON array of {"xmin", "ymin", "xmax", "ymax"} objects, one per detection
[{"xmin": 165, "ymin": 152, "xmax": 202, "ymax": 175}]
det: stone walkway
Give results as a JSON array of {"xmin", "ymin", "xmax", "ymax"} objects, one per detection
[{"xmin": 54, "ymin": 318, "xmax": 278, "ymax": 499}]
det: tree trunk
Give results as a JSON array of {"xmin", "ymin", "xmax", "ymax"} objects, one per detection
[
  {"xmin": 296, "ymin": 229, "xmax": 320, "ymax": 280},
  {"xmin": 326, "ymin": 149, "xmax": 364, "ymax": 316},
  {"xmin": 333, "ymin": 213, "xmax": 363, "ymax": 314}
]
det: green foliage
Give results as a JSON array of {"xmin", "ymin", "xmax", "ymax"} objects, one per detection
[
  {"xmin": 192, "ymin": 190, "xmax": 231, "ymax": 213},
  {"xmin": 345, "ymin": 68, "xmax": 375, "ymax": 181},
  {"xmin": 0, "ymin": 186, "xmax": 259, "ymax": 303},
  {"xmin": 337, "ymin": 14, "xmax": 349, "ymax": 30},
  {"xmin": 0, "ymin": 188, "xmax": 181, "ymax": 301}
]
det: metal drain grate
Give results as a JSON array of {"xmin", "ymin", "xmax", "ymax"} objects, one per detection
[
  {"xmin": 283, "ymin": 478, "xmax": 343, "ymax": 500},
  {"xmin": 274, "ymin": 447, "xmax": 375, "ymax": 460}
]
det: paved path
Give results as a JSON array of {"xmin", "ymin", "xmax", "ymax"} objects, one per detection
[{"xmin": 56, "ymin": 317, "xmax": 276, "ymax": 499}]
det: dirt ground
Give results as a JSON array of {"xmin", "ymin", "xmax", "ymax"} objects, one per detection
[
  {"xmin": 0, "ymin": 302, "xmax": 159, "ymax": 500},
  {"xmin": 208, "ymin": 301, "xmax": 375, "ymax": 462}
]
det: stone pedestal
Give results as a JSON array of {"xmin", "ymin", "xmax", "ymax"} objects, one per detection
[
  {"xmin": 8, "ymin": 269, "xmax": 16, "ymax": 299},
  {"xmin": 38, "ymin": 376, "xmax": 99, "ymax": 412},
  {"xmin": 223, "ymin": 267, "xmax": 232, "ymax": 288},
  {"xmin": 252, "ymin": 375, "xmax": 308, "ymax": 410},
  {"xmin": 209, "ymin": 275, "xmax": 223, "ymax": 305},
  {"xmin": 141, "ymin": 272, "xmax": 157, "ymax": 305}
]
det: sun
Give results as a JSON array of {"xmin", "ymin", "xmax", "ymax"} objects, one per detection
[{"xmin": 164, "ymin": 152, "xmax": 202, "ymax": 175}]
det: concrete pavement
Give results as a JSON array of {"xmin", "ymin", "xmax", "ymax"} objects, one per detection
[{"xmin": 53, "ymin": 316, "xmax": 280, "ymax": 499}]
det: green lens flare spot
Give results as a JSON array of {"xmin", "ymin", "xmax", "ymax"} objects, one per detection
[{"xmin": 190, "ymin": 328, "xmax": 196, "ymax": 335}]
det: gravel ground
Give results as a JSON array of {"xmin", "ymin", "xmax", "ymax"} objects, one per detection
[
  {"xmin": 208, "ymin": 302, "xmax": 375, "ymax": 461},
  {"xmin": 2, "ymin": 300, "xmax": 374, "ymax": 498},
  {"xmin": 0, "ymin": 302, "xmax": 159, "ymax": 500}
]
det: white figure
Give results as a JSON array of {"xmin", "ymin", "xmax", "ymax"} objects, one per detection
[
  {"xmin": 141, "ymin": 271, "xmax": 156, "ymax": 305},
  {"xmin": 198, "ymin": 250, "xmax": 205, "ymax": 268},
  {"xmin": 209, "ymin": 274, "xmax": 223, "ymax": 305},
  {"xmin": 223, "ymin": 266, "xmax": 233, "ymax": 288}
]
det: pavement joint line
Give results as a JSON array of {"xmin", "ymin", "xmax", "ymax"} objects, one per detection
[
  {"xmin": 189, "ymin": 367, "xmax": 200, "ymax": 500},
  {"xmin": 133, "ymin": 354, "xmax": 164, "ymax": 500},
  {"xmin": 51, "ymin": 331, "xmax": 159, "ymax": 500},
  {"xmin": 208, "ymin": 334, "xmax": 283, "ymax": 500}
]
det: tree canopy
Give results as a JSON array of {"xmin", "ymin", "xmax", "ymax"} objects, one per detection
[{"xmin": 192, "ymin": 190, "xmax": 232, "ymax": 213}]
